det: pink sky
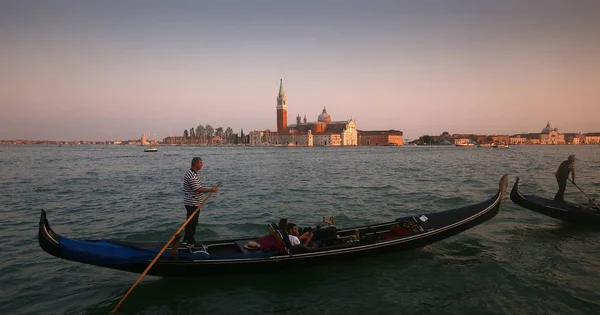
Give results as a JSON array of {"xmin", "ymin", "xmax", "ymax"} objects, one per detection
[{"xmin": 1, "ymin": 1, "xmax": 599, "ymax": 141}]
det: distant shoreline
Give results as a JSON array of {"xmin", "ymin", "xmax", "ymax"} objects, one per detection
[{"xmin": 2, "ymin": 143, "xmax": 599, "ymax": 147}]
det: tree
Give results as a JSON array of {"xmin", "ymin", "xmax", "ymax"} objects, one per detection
[
  {"xmin": 205, "ymin": 125, "xmax": 214, "ymax": 143},
  {"xmin": 225, "ymin": 127, "xmax": 233, "ymax": 144},
  {"xmin": 422, "ymin": 135, "xmax": 433, "ymax": 145},
  {"xmin": 205, "ymin": 125, "xmax": 214, "ymax": 136},
  {"xmin": 195, "ymin": 125, "xmax": 205, "ymax": 144},
  {"xmin": 183, "ymin": 129, "xmax": 189, "ymax": 141},
  {"xmin": 240, "ymin": 129, "xmax": 245, "ymax": 144},
  {"xmin": 189, "ymin": 128, "xmax": 195, "ymax": 144},
  {"xmin": 215, "ymin": 127, "xmax": 223, "ymax": 138}
]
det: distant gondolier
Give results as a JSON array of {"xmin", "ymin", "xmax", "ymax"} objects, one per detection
[
  {"xmin": 183, "ymin": 157, "xmax": 218, "ymax": 247},
  {"xmin": 554, "ymin": 155, "xmax": 576, "ymax": 203}
]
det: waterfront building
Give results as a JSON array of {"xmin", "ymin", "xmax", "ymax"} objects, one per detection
[
  {"xmin": 476, "ymin": 135, "xmax": 509, "ymax": 145},
  {"xmin": 509, "ymin": 135, "xmax": 527, "ymax": 145},
  {"xmin": 509, "ymin": 122, "xmax": 565, "ymax": 145},
  {"xmin": 358, "ymin": 130, "xmax": 404, "ymax": 146},
  {"xmin": 563, "ymin": 133, "xmax": 584, "ymax": 144},
  {"xmin": 585, "ymin": 133, "xmax": 600, "ymax": 144},
  {"xmin": 453, "ymin": 134, "xmax": 477, "ymax": 145},
  {"xmin": 539, "ymin": 122, "xmax": 565, "ymax": 144}
]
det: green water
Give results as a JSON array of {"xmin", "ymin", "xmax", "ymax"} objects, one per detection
[{"xmin": 1, "ymin": 145, "xmax": 599, "ymax": 314}]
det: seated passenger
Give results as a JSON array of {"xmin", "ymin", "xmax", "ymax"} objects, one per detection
[{"xmin": 287, "ymin": 223, "xmax": 313, "ymax": 246}]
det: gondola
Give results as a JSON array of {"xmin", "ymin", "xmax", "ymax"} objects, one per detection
[
  {"xmin": 510, "ymin": 177, "xmax": 600, "ymax": 223},
  {"xmin": 39, "ymin": 174, "xmax": 508, "ymax": 277}
]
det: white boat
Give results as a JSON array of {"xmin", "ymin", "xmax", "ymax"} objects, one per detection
[
  {"xmin": 455, "ymin": 143, "xmax": 475, "ymax": 147},
  {"xmin": 144, "ymin": 147, "xmax": 158, "ymax": 152}
]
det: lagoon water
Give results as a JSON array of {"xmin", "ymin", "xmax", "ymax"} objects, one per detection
[{"xmin": 1, "ymin": 145, "xmax": 600, "ymax": 315}]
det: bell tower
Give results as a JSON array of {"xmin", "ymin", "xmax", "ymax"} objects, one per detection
[{"xmin": 276, "ymin": 79, "xmax": 287, "ymax": 133}]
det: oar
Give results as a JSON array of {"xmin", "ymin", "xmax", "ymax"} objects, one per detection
[
  {"xmin": 110, "ymin": 182, "xmax": 221, "ymax": 314},
  {"xmin": 568, "ymin": 178, "xmax": 600, "ymax": 211}
]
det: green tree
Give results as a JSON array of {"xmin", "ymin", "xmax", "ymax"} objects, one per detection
[
  {"xmin": 205, "ymin": 125, "xmax": 214, "ymax": 136},
  {"xmin": 205, "ymin": 125, "xmax": 214, "ymax": 143},
  {"xmin": 422, "ymin": 135, "xmax": 433, "ymax": 145},
  {"xmin": 195, "ymin": 125, "xmax": 205, "ymax": 144},
  {"xmin": 215, "ymin": 126, "xmax": 223, "ymax": 138},
  {"xmin": 189, "ymin": 128, "xmax": 195, "ymax": 144},
  {"xmin": 225, "ymin": 127, "xmax": 233, "ymax": 144},
  {"xmin": 183, "ymin": 129, "xmax": 189, "ymax": 141}
]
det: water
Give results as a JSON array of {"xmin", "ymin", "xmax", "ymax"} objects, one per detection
[{"xmin": 1, "ymin": 145, "xmax": 600, "ymax": 315}]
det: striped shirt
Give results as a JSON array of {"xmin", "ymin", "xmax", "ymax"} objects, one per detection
[{"xmin": 183, "ymin": 168, "xmax": 203, "ymax": 206}]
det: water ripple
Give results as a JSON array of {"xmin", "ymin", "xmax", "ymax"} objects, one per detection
[{"xmin": 1, "ymin": 145, "xmax": 600, "ymax": 314}]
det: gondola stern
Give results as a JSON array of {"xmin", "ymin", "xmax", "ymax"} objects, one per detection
[
  {"xmin": 38, "ymin": 209, "xmax": 62, "ymax": 258},
  {"xmin": 509, "ymin": 177, "xmax": 526, "ymax": 205},
  {"xmin": 498, "ymin": 173, "xmax": 509, "ymax": 202}
]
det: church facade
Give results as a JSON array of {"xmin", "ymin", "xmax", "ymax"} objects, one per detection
[
  {"xmin": 509, "ymin": 122, "xmax": 566, "ymax": 145},
  {"xmin": 250, "ymin": 80, "xmax": 358, "ymax": 146}
]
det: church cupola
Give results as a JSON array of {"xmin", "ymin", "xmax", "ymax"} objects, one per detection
[
  {"xmin": 542, "ymin": 121, "xmax": 551, "ymax": 133},
  {"xmin": 318, "ymin": 107, "xmax": 331, "ymax": 124}
]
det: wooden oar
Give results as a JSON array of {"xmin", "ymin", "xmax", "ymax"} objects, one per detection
[
  {"xmin": 110, "ymin": 182, "xmax": 221, "ymax": 314},
  {"xmin": 568, "ymin": 178, "xmax": 600, "ymax": 211}
]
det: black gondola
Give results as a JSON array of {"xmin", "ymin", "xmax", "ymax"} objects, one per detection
[
  {"xmin": 510, "ymin": 177, "xmax": 600, "ymax": 223},
  {"xmin": 39, "ymin": 174, "xmax": 508, "ymax": 277}
]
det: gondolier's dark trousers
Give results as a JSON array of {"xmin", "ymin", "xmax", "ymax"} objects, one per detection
[
  {"xmin": 554, "ymin": 174, "xmax": 567, "ymax": 202},
  {"xmin": 184, "ymin": 205, "xmax": 200, "ymax": 243}
]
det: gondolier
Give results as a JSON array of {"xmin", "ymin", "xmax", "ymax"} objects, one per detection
[
  {"xmin": 511, "ymin": 177, "xmax": 600, "ymax": 223},
  {"xmin": 183, "ymin": 157, "xmax": 218, "ymax": 247},
  {"xmin": 554, "ymin": 155, "xmax": 576, "ymax": 203}
]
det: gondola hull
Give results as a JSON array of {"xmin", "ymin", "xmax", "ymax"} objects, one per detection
[
  {"xmin": 510, "ymin": 177, "xmax": 600, "ymax": 223},
  {"xmin": 39, "ymin": 175, "xmax": 508, "ymax": 277}
]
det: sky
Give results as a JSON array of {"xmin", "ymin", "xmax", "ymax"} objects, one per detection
[{"xmin": 1, "ymin": 0, "xmax": 599, "ymax": 141}]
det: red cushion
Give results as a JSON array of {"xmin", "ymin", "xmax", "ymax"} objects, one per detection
[{"xmin": 391, "ymin": 226, "xmax": 412, "ymax": 235}]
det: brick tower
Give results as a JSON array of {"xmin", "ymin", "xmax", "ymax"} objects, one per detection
[{"xmin": 276, "ymin": 79, "xmax": 287, "ymax": 133}]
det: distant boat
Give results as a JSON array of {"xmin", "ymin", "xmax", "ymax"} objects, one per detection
[
  {"xmin": 144, "ymin": 147, "xmax": 158, "ymax": 152},
  {"xmin": 478, "ymin": 143, "xmax": 509, "ymax": 149},
  {"xmin": 455, "ymin": 143, "xmax": 475, "ymax": 147}
]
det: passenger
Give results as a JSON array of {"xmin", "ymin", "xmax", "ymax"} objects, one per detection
[{"xmin": 287, "ymin": 223, "xmax": 313, "ymax": 246}]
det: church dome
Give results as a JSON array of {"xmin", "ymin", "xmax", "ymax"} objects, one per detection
[
  {"xmin": 318, "ymin": 108, "xmax": 331, "ymax": 123},
  {"xmin": 542, "ymin": 122, "xmax": 551, "ymax": 133}
]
